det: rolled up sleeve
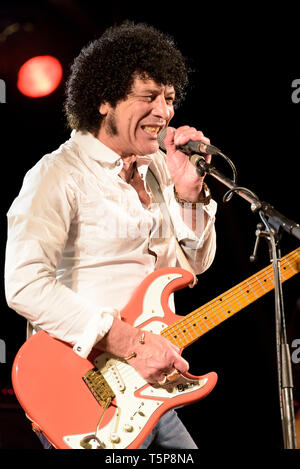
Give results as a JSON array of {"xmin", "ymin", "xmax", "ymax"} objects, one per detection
[{"xmin": 163, "ymin": 184, "xmax": 217, "ymax": 275}]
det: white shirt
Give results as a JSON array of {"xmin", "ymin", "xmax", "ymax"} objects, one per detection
[{"xmin": 5, "ymin": 130, "xmax": 217, "ymax": 358}]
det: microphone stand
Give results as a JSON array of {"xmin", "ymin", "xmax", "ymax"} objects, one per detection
[{"xmin": 194, "ymin": 157, "xmax": 299, "ymax": 449}]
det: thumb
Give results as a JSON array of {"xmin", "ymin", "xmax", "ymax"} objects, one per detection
[
  {"xmin": 163, "ymin": 126, "xmax": 176, "ymax": 151},
  {"xmin": 173, "ymin": 354, "xmax": 190, "ymax": 374}
]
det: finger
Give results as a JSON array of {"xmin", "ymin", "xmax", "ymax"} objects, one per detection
[
  {"xmin": 165, "ymin": 126, "xmax": 199, "ymax": 146},
  {"xmin": 199, "ymin": 135, "xmax": 210, "ymax": 145},
  {"xmin": 205, "ymin": 154, "xmax": 212, "ymax": 164},
  {"xmin": 157, "ymin": 369, "xmax": 181, "ymax": 386},
  {"xmin": 174, "ymin": 130, "xmax": 210, "ymax": 147},
  {"xmin": 174, "ymin": 128, "xmax": 199, "ymax": 146},
  {"xmin": 157, "ymin": 374, "xmax": 167, "ymax": 384},
  {"xmin": 173, "ymin": 354, "xmax": 189, "ymax": 374},
  {"xmin": 166, "ymin": 369, "xmax": 181, "ymax": 382},
  {"xmin": 176, "ymin": 125, "xmax": 194, "ymax": 132},
  {"xmin": 170, "ymin": 343, "xmax": 181, "ymax": 354},
  {"xmin": 162, "ymin": 126, "xmax": 176, "ymax": 151}
]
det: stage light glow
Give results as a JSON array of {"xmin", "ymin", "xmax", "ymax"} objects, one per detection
[{"xmin": 17, "ymin": 55, "xmax": 63, "ymax": 98}]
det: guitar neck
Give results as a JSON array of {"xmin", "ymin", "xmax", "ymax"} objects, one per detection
[{"xmin": 161, "ymin": 248, "xmax": 300, "ymax": 349}]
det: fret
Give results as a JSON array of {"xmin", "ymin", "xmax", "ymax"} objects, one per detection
[
  {"xmin": 184, "ymin": 317, "xmax": 203, "ymax": 342},
  {"xmin": 255, "ymin": 274, "xmax": 268, "ymax": 293},
  {"xmin": 219, "ymin": 293, "xmax": 235, "ymax": 315},
  {"xmin": 245, "ymin": 280, "xmax": 258, "ymax": 298},
  {"xmin": 263, "ymin": 264, "xmax": 284, "ymax": 283},
  {"xmin": 192, "ymin": 314, "xmax": 206, "ymax": 334},
  {"xmin": 176, "ymin": 325, "xmax": 192, "ymax": 346},
  {"xmin": 237, "ymin": 285, "xmax": 251, "ymax": 305},
  {"xmin": 161, "ymin": 247, "xmax": 300, "ymax": 349},
  {"xmin": 213, "ymin": 296, "xmax": 229, "ymax": 317},
  {"xmin": 213, "ymin": 306, "xmax": 223, "ymax": 323},
  {"xmin": 163, "ymin": 315, "xmax": 203, "ymax": 345},
  {"xmin": 196, "ymin": 312, "xmax": 210, "ymax": 331},
  {"xmin": 241, "ymin": 281, "xmax": 259, "ymax": 303},
  {"xmin": 247, "ymin": 276, "xmax": 266, "ymax": 297},
  {"xmin": 246, "ymin": 277, "xmax": 263, "ymax": 298},
  {"xmin": 189, "ymin": 316, "xmax": 205, "ymax": 336},
  {"xmin": 164, "ymin": 323, "xmax": 187, "ymax": 348},
  {"xmin": 279, "ymin": 267, "xmax": 286, "ymax": 281},
  {"xmin": 208, "ymin": 301, "xmax": 226, "ymax": 324},
  {"xmin": 284, "ymin": 258, "xmax": 295, "ymax": 275},
  {"xmin": 199, "ymin": 308, "xmax": 216, "ymax": 329},
  {"xmin": 226, "ymin": 288, "xmax": 243, "ymax": 312},
  {"xmin": 168, "ymin": 318, "xmax": 198, "ymax": 346},
  {"xmin": 281, "ymin": 258, "xmax": 297, "ymax": 279},
  {"xmin": 202, "ymin": 303, "xmax": 223, "ymax": 324},
  {"xmin": 206, "ymin": 311, "xmax": 216, "ymax": 326},
  {"xmin": 260, "ymin": 269, "xmax": 274, "ymax": 291},
  {"xmin": 183, "ymin": 318, "xmax": 198, "ymax": 341}
]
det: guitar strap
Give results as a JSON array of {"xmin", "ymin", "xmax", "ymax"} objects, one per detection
[
  {"xmin": 146, "ymin": 166, "xmax": 198, "ymax": 288},
  {"xmin": 26, "ymin": 165, "xmax": 197, "ymax": 340}
]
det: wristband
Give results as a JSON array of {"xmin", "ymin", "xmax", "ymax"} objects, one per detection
[{"xmin": 174, "ymin": 182, "xmax": 211, "ymax": 207}]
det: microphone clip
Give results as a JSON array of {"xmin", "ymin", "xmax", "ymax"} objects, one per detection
[{"xmin": 189, "ymin": 154, "xmax": 213, "ymax": 177}]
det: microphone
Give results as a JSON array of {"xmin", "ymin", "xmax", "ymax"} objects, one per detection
[{"xmin": 157, "ymin": 127, "xmax": 222, "ymax": 156}]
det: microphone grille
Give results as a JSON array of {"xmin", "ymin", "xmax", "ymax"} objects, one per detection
[{"xmin": 157, "ymin": 127, "xmax": 167, "ymax": 150}]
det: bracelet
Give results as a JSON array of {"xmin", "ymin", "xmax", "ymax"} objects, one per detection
[
  {"xmin": 123, "ymin": 332, "xmax": 145, "ymax": 361},
  {"xmin": 124, "ymin": 352, "xmax": 136, "ymax": 360},
  {"xmin": 174, "ymin": 182, "xmax": 211, "ymax": 207}
]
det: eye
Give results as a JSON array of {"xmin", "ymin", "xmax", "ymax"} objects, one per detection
[
  {"xmin": 142, "ymin": 95, "xmax": 154, "ymax": 102},
  {"xmin": 165, "ymin": 97, "xmax": 175, "ymax": 105}
]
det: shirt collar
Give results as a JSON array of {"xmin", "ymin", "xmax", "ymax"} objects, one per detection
[
  {"xmin": 71, "ymin": 130, "xmax": 121, "ymax": 166},
  {"xmin": 71, "ymin": 129, "xmax": 154, "ymax": 171}
]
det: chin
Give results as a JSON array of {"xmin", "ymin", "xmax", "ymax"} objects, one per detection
[{"xmin": 140, "ymin": 141, "xmax": 159, "ymax": 155}]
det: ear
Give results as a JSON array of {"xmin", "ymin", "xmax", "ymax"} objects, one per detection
[{"xmin": 99, "ymin": 102, "xmax": 111, "ymax": 116}]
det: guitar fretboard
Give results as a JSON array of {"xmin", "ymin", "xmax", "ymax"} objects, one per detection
[{"xmin": 161, "ymin": 248, "xmax": 300, "ymax": 348}]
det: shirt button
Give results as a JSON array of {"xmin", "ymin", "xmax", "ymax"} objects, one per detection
[{"xmin": 115, "ymin": 160, "xmax": 121, "ymax": 166}]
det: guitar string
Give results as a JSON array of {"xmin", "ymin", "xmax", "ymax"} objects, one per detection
[
  {"xmin": 161, "ymin": 259, "xmax": 296, "ymax": 346},
  {"xmin": 163, "ymin": 264, "xmax": 283, "ymax": 339},
  {"xmin": 160, "ymin": 249, "xmax": 300, "ymax": 346},
  {"xmin": 96, "ymin": 251, "xmax": 299, "ymax": 381},
  {"xmin": 162, "ymin": 250, "xmax": 300, "ymax": 345},
  {"xmin": 179, "ymin": 250, "xmax": 299, "ymax": 323},
  {"xmin": 187, "ymin": 250, "xmax": 300, "ymax": 317}
]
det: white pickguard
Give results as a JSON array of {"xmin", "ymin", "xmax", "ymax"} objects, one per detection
[
  {"xmin": 133, "ymin": 272, "xmax": 182, "ymax": 327},
  {"xmin": 63, "ymin": 321, "xmax": 207, "ymax": 449},
  {"xmin": 63, "ymin": 273, "xmax": 204, "ymax": 449}
]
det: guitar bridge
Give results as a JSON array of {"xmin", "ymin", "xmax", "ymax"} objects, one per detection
[{"xmin": 83, "ymin": 368, "xmax": 115, "ymax": 408}]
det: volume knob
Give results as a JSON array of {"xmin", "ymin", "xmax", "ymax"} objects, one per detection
[
  {"xmin": 123, "ymin": 424, "xmax": 134, "ymax": 432},
  {"xmin": 110, "ymin": 433, "xmax": 120, "ymax": 443}
]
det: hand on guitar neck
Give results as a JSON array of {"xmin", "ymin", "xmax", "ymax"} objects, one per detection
[{"xmin": 95, "ymin": 317, "xmax": 189, "ymax": 384}]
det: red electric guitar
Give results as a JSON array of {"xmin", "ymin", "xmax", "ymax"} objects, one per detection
[{"xmin": 12, "ymin": 247, "xmax": 300, "ymax": 449}]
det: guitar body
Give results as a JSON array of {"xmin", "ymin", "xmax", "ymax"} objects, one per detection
[{"xmin": 12, "ymin": 267, "xmax": 218, "ymax": 449}]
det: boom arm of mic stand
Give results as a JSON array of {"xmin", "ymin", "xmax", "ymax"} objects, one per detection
[
  {"xmin": 196, "ymin": 160, "xmax": 300, "ymax": 241},
  {"xmin": 196, "ymin": 158, "xmax": 298, "ymax": 448},
  {"xmin": 258, "ymin": 202, "xmax": 300, "ymax": 241}
]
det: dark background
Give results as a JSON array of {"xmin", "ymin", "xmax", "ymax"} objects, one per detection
[{"xmin": 0, "ymin": 1, "xmax": 300, "ymax": 451}]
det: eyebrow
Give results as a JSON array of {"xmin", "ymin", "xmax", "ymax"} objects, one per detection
[{"xmin": 134, "ymin": 88, "xmax": 176, "ymax": 97}]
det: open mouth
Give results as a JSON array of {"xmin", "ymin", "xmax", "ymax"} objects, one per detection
[{"xmin": 141, "ymin": 126, "xmax": 160, "ymax": 136}]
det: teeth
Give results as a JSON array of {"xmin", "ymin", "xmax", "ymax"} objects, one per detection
[{"xmin": 142, "ymin": 126, "xmax": 160, "ymax": 135}]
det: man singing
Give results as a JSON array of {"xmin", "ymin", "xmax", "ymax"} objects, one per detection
[{"xmin": 5, "ymin": 22, "xmax": 217, "ymax": 449}]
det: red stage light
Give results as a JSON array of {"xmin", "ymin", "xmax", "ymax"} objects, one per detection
[{"xmin": 17, "ymin": 55, "xmax": 63, "ymax": 98}]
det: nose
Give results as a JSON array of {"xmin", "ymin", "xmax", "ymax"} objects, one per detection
[{"xmin": 152, "ymin": 95, "xmax": 172, "ymax": 121}]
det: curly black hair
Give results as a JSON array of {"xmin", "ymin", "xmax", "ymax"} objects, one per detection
[{"xmin": 64, "ymin": 22, "xmax": 189, "ymax": 134}]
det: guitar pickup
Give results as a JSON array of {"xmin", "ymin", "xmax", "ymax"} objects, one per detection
[{"xmin": 106, "ymin": 361, "xmax": 126, "ymax": 392}]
